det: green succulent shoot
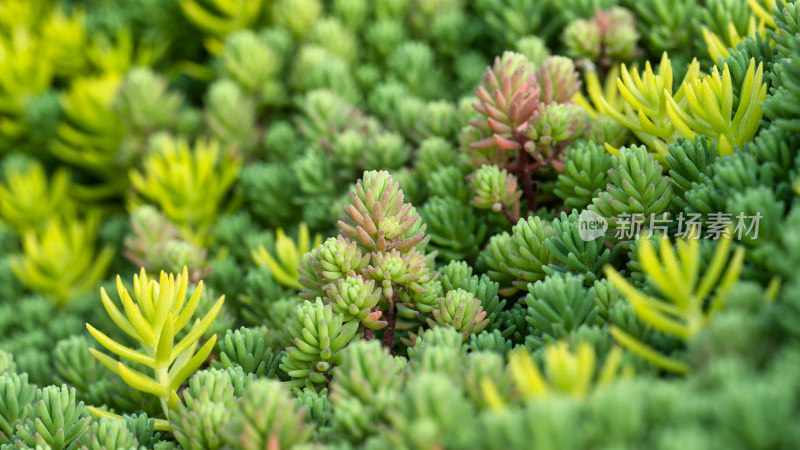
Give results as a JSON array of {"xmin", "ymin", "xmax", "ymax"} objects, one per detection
[
  {"xmin": 427, "ymin": 288, "xmax": 490, "ymax": 338},
  {"xmin": 339, "ymin": 170, "xmax": 426, "ymax": 254},
  {"xmin": 470, "ymin": 164, "xmax": 522, "ymax": 220},
  {"xmin": 281, "ymin": 298, "xmax": 359, "ymax": 388},
  {"xmin": 86, "ymin": 267, "xmax": 225, "ymax": 428},
  {"xmin": 14, "ymin": 384, "xmax": 92, "ymax": 450},
  {"xmin": 324, "ymin": 273, "xmax": 387, "ymax": 330}
]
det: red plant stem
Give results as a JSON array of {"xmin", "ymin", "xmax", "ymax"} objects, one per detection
[
  {"xmin": 504, "ymin": 132, "xmax": 571, "ymax": 214},
  {"xmin": 501, "ymin": 203, "xmax": 519, "ymax": 225},
  {"xmin": 517, "ymin": 150, "xmax": 538, "ymax": 213},
  {"xmin": 382, "ymin": 295, "xmax": 397, "ymax": 352},
  {"xmin": 363, "ymin": 306, "xmax": 379, "ymax": 340}
]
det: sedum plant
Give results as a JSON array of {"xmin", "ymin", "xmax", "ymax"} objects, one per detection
[
  {"xmin": 252, "ymin": 223, "xmax": 322, "ymax": 289},
  {"xmin": 11, "ymin": 214, "xmax": 114, "ymax": 306},
  {"xmin": 85, "ymin": 267, "xmax": 225, "ymax": 426},
  {"xmin": 0, "ymin": 372, "xmax": 37, "ymax": 444},
  {"xmin": 427, "ymin": 288, "xmax": 490, "ymax": 338},
  {"xmin": 222, "ymin": 379, "xmax": 313, "ymax": 449},
  {"xmin": 605, "ymin": 234, "xmax": 745, "ymax": 373},
  {"xmin": 211, "ymin": 327, "xmax": 281, "ymax": 378},
  {"xmin": 598, "ymin": 53, "xmax": 701, "ymax": 162},
  {"xmin": 0, "ymin": 159, "xmax": 73, "ymax": 233},
  {"xmin": 665, "ymin": 59, "xmax": 767, "ymax": 155},
  {"xmin": 129, "ymin": 135, "xmax": 241, "ymax": 245},
  {"xmin": 482, "ymin": 342, "xmax": 631, "ymax": 406},
  {"xmin": 280, "ymin": 298, "xmax": 360, "ymax": 389},
  {"xmin": 14, "ymin": 384, "xmax": 92, "ymax": 450}
]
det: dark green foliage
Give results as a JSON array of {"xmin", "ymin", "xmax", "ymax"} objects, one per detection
[
  {"xmin": 380, "ymin": 373, "xmax": 477, "ymax": 450},
  {"xmin": 420, "ymin": 197, "xmax": 487, "ymax": 261},
  {"xmin": 713, "ymin": 150, "xmax": 774, "ymax": 197},
  {"xmin": 212, "ymin": 327, "xmax": 281, "ymax": 378},
  {"xmin": 438, "ymin": 261, "xmax": 474, "ymax": 293},
  {"xmin": 764, "ymin": 18, "xmax": 800, "ymax": 132},
  {"xmin": 503, "ymin": 216, "xmax": 555, "ymax": 295},
  {"xmin": 294, "ymin": 386, "xmax": 332, "ymax": 440},
  {"xmin": 700, "ymin": 0, "xmax": 751, "ymax": 41},
  {"xmin": 81, "ymin": 417, "xmax": 140, "ymax": 450},
  {"xmin": 457, "ymin": 275, "xmax": 506, "ymax": 324},
  {"xmin": 172, "ymin": 368, "xmax": 242, "ymax": 450},
  {"xmin": 524, "ymin": 273, "xmax": 600, "ymax": 349},
  {"xmin": 590, "ymin": 145, "xmax": 673, "ymax": 222},
  {"xmin": 426, "ymin": 166, "xmax": 471, "ymax": 203},
  {"xmin": 123, "ymin": 413, "xmax": 161, "ymax": 449},
  {"xmin": 236, "ymin": 163, "xmax": 300, "ymax": 228},
  {"xmin": 470, "ymin": 329, "xmax": 513, "ymax": 356},
  {"xmin": 544, "ymin": 210, "xmax": 612, "ymax": 284},
  {"xmin": 15, "ymin": 385, "xmax": 91, "ymax": 450},
  {"xmin": 0, "ymin": 372, "xmax": 37, "ymax": 444},
  {"xmin": 720, "ymin": 35, "xmax": 775, "ymax": 109},
  {"xmin": 666, "ymin": 137, "xmax": 717, "ymax": 195},
  {"xmin": 555, "ymin": 141, "xmax": 613, "ymax": 210},
  {"xmin": 52, "ymin": 336, "xmax": 111, "ymax": 406},
  {"xmin": 2, "ymin": 1, "xmax": 800, "ymax": 448},
  {"xmin": 631, "ymin": 0, "xmax": 698, "ymax": 57},
  {"xmin": 329, "ymin": 341, "xmax": 404, "ymax": 443}
]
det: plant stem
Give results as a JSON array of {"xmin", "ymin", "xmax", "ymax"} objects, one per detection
[
  {"xmin": 517, "ymin": 148, "xmax": 538, "ymax": 212},
  {"xmin": 382, "ymin": 294, "xmax": 397, "ymax": 352},
  {"xmin": 363, "ymin": 323, "xmax": 375, "ymax": 341},
  {"xmin": 501, "ymin": 203, "xmax": 519, "ymax": 225}
]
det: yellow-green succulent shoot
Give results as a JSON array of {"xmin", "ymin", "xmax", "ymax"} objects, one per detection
[
  {"xmin": 573, "ymin": 63, "xmax": 624, "ymax": 120},
  {"xmin": 86, "ymin": 28, "xmax": 167, "ymax": 75},
  {"xmin": 665, "ymin": 58, "xmax": 767, "ymax": 156},
  {"xmin": 604, "ymin": 233, "xmax": 745, "ymax": 374},
  {"xmin": 0, "ymin": 161, "xmax": 73, "ymax": 233},
  {"xmin": 0, "ymin": 28, "xmax": 53, "ymax": 147},
  {"xmin": 252, "ymin": 222, "xmax": 323, "ymax": 288},
  {"xmin": 50, "ymin": 75, "xmax": 125, "ymax": 195},
  {"xmin": 178, "ymin": 0, "xmax": 264, "ymax": 53},
  {"xmin": 748, "ymin": 0, "xmax": 787, "ymax": 30},
  {"xmin": 702, "ymin": 16, "xmax": 767, "ymax": 62},
  {"xmin": 482, "ymin": 342, "xmax": 631, "ymax": 408},
  {"xmin": 598, "ymin": 52, "xmax": 700, "ymax": 162},
  {"xmin": 86, "ymin": 267, "xmax": 225, "ymax": 427},
  {"xmin": 130, "ymin": 136, "xmax": 241, "ymax": 245},
  {"xmin": 11, "ymin": 213, "xmax": 114, "ymax": 306}
]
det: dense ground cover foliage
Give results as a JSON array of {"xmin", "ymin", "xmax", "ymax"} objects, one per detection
[{"xmin": 2, "ymin": 0, "xmax": 800, "ymax": 448}]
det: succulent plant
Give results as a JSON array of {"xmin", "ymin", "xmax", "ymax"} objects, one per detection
[
  {"xmin": 427, "ymin": 288, "xmax": 490, "ymax": 338},
  {"xmin": 339, "ymin": 170, "xmax": 426, "ymax": 254},
  {"xmin": 281, "ymin": 298, "xmax": 360, "ymax": 388}
]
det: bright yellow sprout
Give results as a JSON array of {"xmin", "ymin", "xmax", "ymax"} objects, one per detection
[
  {"xmin": 0, "ymin": 161, "xmax": 73, "ymax": 233},
  {"xmin": 748, "ymin": 0, "xmax": 787, "ymax": 30},
  {"xmin": 702, "ymin": 16, "xmax": 767, "ymax": 62},
  {"xmin": 252, "ymin": 222, "xmax": 322, "ymax": 288},
  {"xmin": 481, "ymin": 342, "xmax": 632, "ymax": 409},
  {"xmin": 665, "ymin": 58, "xmax": 766, "ymax": 156},
  {"xmin": 130, "ymin": 136, "xmax": 241, "ymax": 245},
  {"xmin": 11, "ymin": 213, "xmax": 114, "ymax": 306},
  {"xmin": 605, "ymin": 232, "xmax": 745, "ymax": 374},
  {"xmin": 573, "ymin": 63, "xmax": 624, "ymax": 119},
  {"xmin": 597, "ymin": 52, "xmax": 700, "ymax": 162}
]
